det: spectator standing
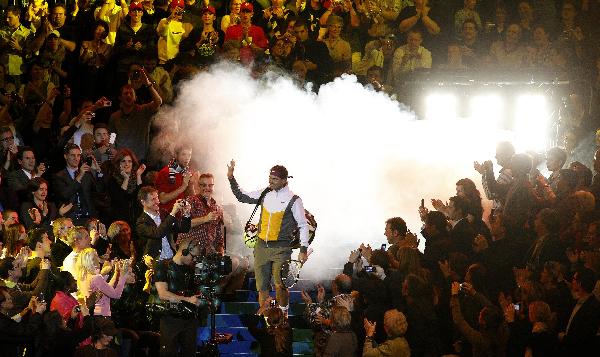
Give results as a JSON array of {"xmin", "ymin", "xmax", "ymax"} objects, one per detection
[
  {"xmin": 52, "ymin": 143, "xmax": 99, "ymax": 225},
  {"xmin": 489, "ymin": 23, "xmax": 528, "ymax": 69},
  {"xmin": 61, "ymin": 226, "xmax": 92, "ymax": 276},
  {"xmin": 0, "ymin": 7, "xmax": 31, "ymax": 89},
  {"xmin": 107, "ymin": 148, "xmax": 146, "ymax": 224},
  {"xmin": 362, "ymin": 309, "xmax": 410, "ymax": 357},
  {"xmin": 6, "ymin": 146, "xmax": 47, "ymax": 210},
  {"xmin": 454, "ymin": 0, "xmax": 482, "ymax": 34},
  {"xmin": 136, "ymin": 186, "xmax": 191, "ymax": 260},
  {"xmin": 322, "ymin": 15, "xmax": 351, "ymax": 76},
  {"xmin": 391, "ymin": 30, "xmax": 432, "ymax": 85},
  {"xmin": 291, "ymin": 20, "xmax": 333, "ymax": 86},
  {"xmin": 323, "ymin": 305, "xmax": 358, "ymax": 357},
  {"xmin": 221, "ymin": 0, "xmax": 243, "ymax": 34},
  {"xmin": 76, "ymin": 247, "xmax": 130, "ymax": 317},
  {"xmin": 78, "ymin": 21, "xmax": 112, "ymax": 100},
  {"xmin": 156, "ymin": 0, "xmax": 194, "ymax": 64},
  {"xmin": 108, "ymin": 70, "xmax": 162, "ymax": 161},
  {"xmin": 397, "ymin": 0, "xmax": 440, "ymax": 47},
  {"xmin": 113, "ymin": 2, "xmax": 158, "ymax": 90},
  {"xmin": 224, "ymin": 2, "xmax": 269, "ymax": 64},
  {"xmin": 559, "ymin": 268, "xmax": 600, "ymax": 356},
  {"xmin": 154, "ymin": 144, "xmax": 193, "ymax": 215},
  {"xmin": 95, "ymin": 0, "xmax": 130, "ymax": 45}
]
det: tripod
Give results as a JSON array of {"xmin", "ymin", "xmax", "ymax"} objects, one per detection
[{"xmin": 197, "ymin": 286, "xmax": 232, "ymax": 356}]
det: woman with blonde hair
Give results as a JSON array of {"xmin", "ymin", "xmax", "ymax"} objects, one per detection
[{"xmin": 76, "ymin": 247, "xmax": 129, "ymax": 317}]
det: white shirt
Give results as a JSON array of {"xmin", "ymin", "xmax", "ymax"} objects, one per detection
[
  {"xmin": 61, "ymin": 250, "xmax": 79, "ymax": 278},
  {"xmin": 145, "ymin": 210, "xmax": 173, "ymax": 260},
  {"xmin": 237, "ymin": 185, "xmax": 310, "ymax": 247}
]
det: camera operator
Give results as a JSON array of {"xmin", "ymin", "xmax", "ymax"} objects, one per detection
[
  {"xmin": 153, "ymin": 237, "xmax": 205, "ymax": 357},
  {"xmin": 52, "ymin": 143, "xmax": 100, "ymax": 225}
]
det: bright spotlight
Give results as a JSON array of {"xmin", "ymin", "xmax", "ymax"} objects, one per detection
[
  {"xmin": 425, "ymin": 93, "xmax": 458, "ymax": 120},
  {"xmin": 469, "ymin": 94, "xmax": 503, "ymax": 126},
  {"xmin": 514, "ymin": 94, "xmax": 550, "ymax": 151}
]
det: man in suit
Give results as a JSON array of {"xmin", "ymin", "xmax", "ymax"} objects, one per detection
[
  {"xmin": 136, "ymin": 186, "xmax": 191, "ymax": 260},
  {"xmin": 560, "ymin": 267, "xmax": 600, "ymax": 356},
  {"xmin": 51, "ymin": 143, "xmax": 98, "ymax": 225},
  {"xmin": 6, "ymin": 146, "xmax": 46, "ymax": 209}
]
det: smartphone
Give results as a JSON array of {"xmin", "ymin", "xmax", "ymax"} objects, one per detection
[
  {"xmin": 109, "ymin": 132, "xmax": 117, "ymax": 145},
  {"xmin": 364, "ymin": 266, "xmax": 375, "ymax": 273},
  {"xmin": 420, "ymin": 198, "xmax": 425, "ymax": 208},
  {"xmin": 514, "ymin": 303, "xmax": 520, "ymax": 311},
  {"xmin": 381, "ymin": 244, "xmax": 387, "ymax": 251}
]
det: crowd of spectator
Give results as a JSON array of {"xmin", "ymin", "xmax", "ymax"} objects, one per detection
[
  {"xmin": 0, "ymin": 0, "xmax": 599, "ymax": 356},
  {"xmin": 299, "ymin": 141, "xmax": 600, "ymax": 356}
]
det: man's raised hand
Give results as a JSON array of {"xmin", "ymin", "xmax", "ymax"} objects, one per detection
[{"xmin": 227, "ymin": 159, "xmax": 235, "ymax": 178}]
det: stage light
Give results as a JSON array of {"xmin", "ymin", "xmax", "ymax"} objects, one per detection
[
  {"xmin": 424, "ymin": 93, "xmax": 458, "ymax": 121},
  {"xmin": 469, "ymin": 94, "xmax": 503, "ymax": 126},
  {"xmin": 514, "ymin": 94, "xmax": 550, "ymax": 151}
]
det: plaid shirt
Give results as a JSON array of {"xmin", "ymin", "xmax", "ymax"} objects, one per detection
[{"xmin": 177, "ymin": 195, "xmax": 224, "ymax": 254}]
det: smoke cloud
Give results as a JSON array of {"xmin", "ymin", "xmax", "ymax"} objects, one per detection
[{"xmin": 152, "ymin": 62, "xmax": 516, "ymax": 281}]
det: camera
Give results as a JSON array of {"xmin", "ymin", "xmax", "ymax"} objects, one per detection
[
  {"xmin": 514, "ymin": 303, "xmax": 520, "ymax": 311},
  {"xmin": 194, "ymin": 254, "xmax": 233, "ymax": 286},
  {"xmin": 459, "ymin": 283, "xmax": 466, "ymax": 291},
  {"xmin": 364, "ymin": 266, "xmax": 375, "ymax": 273},
  {"xmin": 270, "ymin": 300, "xmax": 277, "ymax": 307},
  {"xmin": 84, "ymin": 156, "xmax": 93, "ymax": 166}
]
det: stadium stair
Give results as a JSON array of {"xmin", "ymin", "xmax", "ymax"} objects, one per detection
[{"xmin": 196, "ymin": 273, "xmax": 321, "ymax": 356}]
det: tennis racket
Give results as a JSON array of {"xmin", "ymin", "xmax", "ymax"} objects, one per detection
[{"xmin": 280, "ymin": 248, "xmax": 313, "ymax": 289}]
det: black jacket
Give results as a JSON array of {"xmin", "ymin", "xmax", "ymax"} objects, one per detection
[
  {"xmin": 136, "ymin": 212, "xmax": 191, "ymax": 258},
  {"xmin": 51, "ymin": 168, "xmax": 98, "ymax": 219}
]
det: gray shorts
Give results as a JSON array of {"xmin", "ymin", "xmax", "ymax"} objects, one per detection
[{"xmin": 253, "ymin": 243, "xmax": 291, "ymax": 292}]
